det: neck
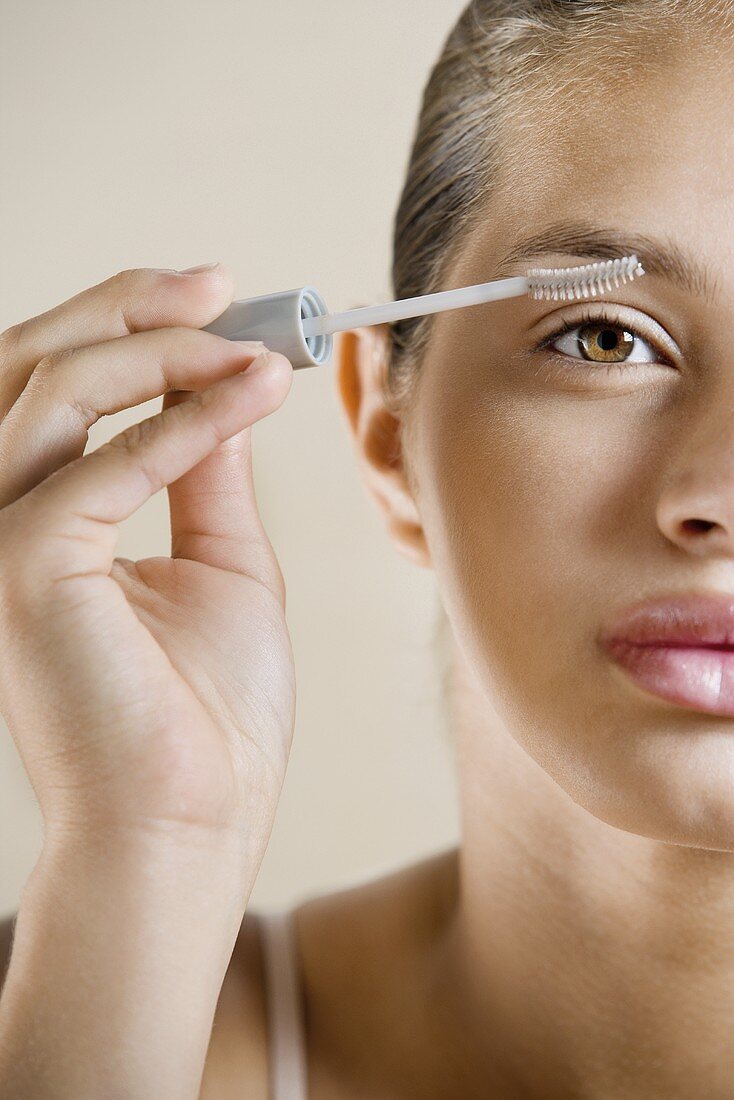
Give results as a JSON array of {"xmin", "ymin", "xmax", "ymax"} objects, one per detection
[{"xmin": 433, "ymin": 638, "xmax": 734, "ymax": 1099}]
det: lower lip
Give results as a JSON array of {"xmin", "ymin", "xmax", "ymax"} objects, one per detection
[{"xmin": 604, "ymin": 641, "xmax": 734, "ymax": 716}]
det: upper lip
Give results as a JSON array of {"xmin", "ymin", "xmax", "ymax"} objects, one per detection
[{"xmin": 599, "ymin": 591, "xmax": 734, "ymax": 649}]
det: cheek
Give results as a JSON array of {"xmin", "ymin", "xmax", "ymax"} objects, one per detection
[
  {"xmin": 416, "ymin": 365, "xmax": 734, "ymax": 845},
  {"xmin": 419, "ymin": 381, "xmax": 661, "ymax": 743}
]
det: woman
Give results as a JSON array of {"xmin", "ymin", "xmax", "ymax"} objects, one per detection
[{"xmin": 2, "ymin": 0, "xmax": 733, "ymax": 1095}]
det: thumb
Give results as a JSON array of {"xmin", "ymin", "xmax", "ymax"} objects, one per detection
[
  {"xmin": 0, "ymin": 351, "xmax": 293, "ymax": 596},
  {"xmin": 164, "ymin": 358, "xmax": 292, "ymax": 591}
]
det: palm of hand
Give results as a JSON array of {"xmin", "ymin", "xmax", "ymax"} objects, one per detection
[{"xmin": 11, "ymin": 554, "xmax": 296, "ymax": 840}]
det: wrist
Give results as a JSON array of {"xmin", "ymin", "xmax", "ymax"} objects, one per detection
[
  {"xmin": 26, "ymin": 817, "xmax": 262, "ymax": 926},
  {"xmin": 40, "ymin": 811, "xmax": 263, "ymax": 878},
  {"xmin": 1, "ymin": 819, "xmax": 257, "ymax": 1099}
]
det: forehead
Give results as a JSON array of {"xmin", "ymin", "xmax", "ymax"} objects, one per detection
[{"xmin": 457, "ymin": 38, "xmax": 734, "ymax": 284}]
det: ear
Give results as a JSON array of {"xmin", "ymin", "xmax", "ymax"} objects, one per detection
[{"xmin": 334, "ymin": 324, "xmax": 431, "ymax": 569}]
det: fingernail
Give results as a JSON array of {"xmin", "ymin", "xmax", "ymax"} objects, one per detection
[{"xmin": 178, "ymin": 261, "xmax": 220, "ymax": 275}]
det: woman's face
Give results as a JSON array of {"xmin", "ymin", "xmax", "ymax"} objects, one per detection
[{"xmin": 399, "ymin": 42, "xmax": 734, "ymax": 848}]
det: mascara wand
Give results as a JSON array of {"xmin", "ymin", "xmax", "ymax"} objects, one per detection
[{"xmin": 203, "ymin": 255, "xmax": 646, "ymax": 371}]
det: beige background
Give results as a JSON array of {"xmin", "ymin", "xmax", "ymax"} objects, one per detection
[{"xmin": 0, "ymin": 1, "xmax": 465, "ymax": 915}]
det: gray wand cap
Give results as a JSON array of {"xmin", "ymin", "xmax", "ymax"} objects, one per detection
[{"xmin": 203, "ymin": 286, "xmax": 332, "ymax": 370}]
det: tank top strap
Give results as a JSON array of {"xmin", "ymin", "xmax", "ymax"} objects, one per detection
[{"xmin": 257, "ymin": 908, "xmax": 309, "ymax": 1100}]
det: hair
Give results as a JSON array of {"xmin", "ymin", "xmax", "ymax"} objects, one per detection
[
  {"xmin": 387, "ymin": 0, "xmax": 734, "ymax": 724},
  {"xmin": 385, "ymin": 0, "xmax": 733, "ymax": 419}
]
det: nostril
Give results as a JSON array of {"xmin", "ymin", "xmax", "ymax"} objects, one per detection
[{"xmin": 681, "ymin": 518, "xmax": 716, "ymax": 534}]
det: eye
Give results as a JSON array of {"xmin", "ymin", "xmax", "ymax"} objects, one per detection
[{"xmin": 536, "ymin": 307, "xmax": 674, "ymax": 370}]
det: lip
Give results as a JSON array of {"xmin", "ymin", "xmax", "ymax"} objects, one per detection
[{"xmin": 599, "ymin": 592, "xmax": 734, "ymax": 716}]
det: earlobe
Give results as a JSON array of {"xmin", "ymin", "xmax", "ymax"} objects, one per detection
[{"xmin": 334, "ymin": 326, "xmax": 432, "ymax": 570}]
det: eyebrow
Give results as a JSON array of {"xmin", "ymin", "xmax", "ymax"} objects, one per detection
[{"xmin": 493, "ymin": 221, "xmax": 721, "ymax": 304}]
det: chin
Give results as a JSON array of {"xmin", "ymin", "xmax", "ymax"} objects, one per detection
[{"xmin": 568, "ymin": 726, "xmax": 734, "ymax": 852}]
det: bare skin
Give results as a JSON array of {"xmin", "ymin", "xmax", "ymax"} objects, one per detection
[
  {"xmin": 201, "ymin": 31, "xmax": 734, "ymax": 1095},
  {"xmin": 209, "ymin": 29, "xmax": 734, "ymax": 1100},
  {"xmin": 4, "ymin": 25, "xmax": 734, "ymax": 1100}
]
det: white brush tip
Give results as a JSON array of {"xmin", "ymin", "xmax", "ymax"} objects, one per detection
[{"xmin": 526, "ymin": 254, "xmax": 645, "ymax": 301}]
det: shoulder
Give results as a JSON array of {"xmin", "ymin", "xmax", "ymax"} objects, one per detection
[
  {"xmin": 0, "ymin": 847, "xmax": 459, "ymax": 1099},
  {"xmin": 296, "ymin": 845, "xmax": 458, "ymax": 977},
  {"xmin": 203, "ymin": 844, "xmax": 458, "ymax": 1098},
  {"xmin": 291, "ymin": 847, "xmax": 459, "ymax": 1093}
]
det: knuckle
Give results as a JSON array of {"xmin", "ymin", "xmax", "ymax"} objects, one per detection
[
  {"xmin": 108, "ymin": 268, "xmax": 162, "ymax": 332},
  {"xmin": 189, "ymin": 385, "xmax": 231, "ymax": 440},
  {"xmin": 16, "ymin": 349, "xmax": 96, "ymax": 434},
  {"xmin": 111, "ymin": 266, "xmax": 144, "ymax": 288},
  {"xmin": 108, "ymin": 269, "xmax": 138, "ymax": 305},
  {"xmin": 102, "ymin": 420, "xmax": 161, "ymax": 495},
  {"xmin": 108, "ymin": 415, "xmax": 157, "ymax": 456},
  {"xmin": 111, "ymin": 266, "xmax": 174, "ymax": 290},
  {"xmin": 107, "ymin": 268, "xmax": 214, "ymax": 341},
  {"xmin": 165, "ymin": 392, "xmax": 218, "ymax": 445},
  {"xmin": 0, "ymin": 321, "xmax": 24, "ymax": 366},
  {"xmin": 195, "ymin": 379, "xmax": 221, "ymax": 409},
  {"xmin": 32, "ymin": 347, "xmax": 74, "ymax": 380}
]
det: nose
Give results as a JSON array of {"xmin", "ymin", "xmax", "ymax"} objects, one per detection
[{"xmin": 656, "ymin": 411, "xmax": 734, "ymax": 557}]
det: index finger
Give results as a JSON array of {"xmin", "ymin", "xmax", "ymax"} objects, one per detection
[{"xmin": 0, "ymin": 264, "xmax": 235, "ymax": 411}]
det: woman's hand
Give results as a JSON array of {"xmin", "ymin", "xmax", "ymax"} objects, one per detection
[{"xmin": 0, "ymin": 264, "xmax": 296, "ymax": 855}]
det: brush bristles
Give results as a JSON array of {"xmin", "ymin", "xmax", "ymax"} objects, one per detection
[{"xmin": 526, "ymin": 255, "xmax": 645, "ymax": 301}]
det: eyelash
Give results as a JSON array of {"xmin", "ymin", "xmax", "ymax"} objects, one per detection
[{"xmin": 534, "ymin": 306, "xmax": 674, "ymax": 376}]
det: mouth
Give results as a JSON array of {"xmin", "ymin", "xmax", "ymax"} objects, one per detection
[{"xmin": 599, "ymin": 592, "xmax": 734, "ymax": 717}]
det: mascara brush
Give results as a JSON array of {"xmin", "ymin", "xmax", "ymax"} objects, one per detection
[{"xmin": 203, "ymin": 255, "xmax": 646, "ymax": 371}]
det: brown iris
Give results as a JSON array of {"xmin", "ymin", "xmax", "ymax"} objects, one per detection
[{"xmin": 577, "ymin": 322, "xmax": 635, "ymax": 364}]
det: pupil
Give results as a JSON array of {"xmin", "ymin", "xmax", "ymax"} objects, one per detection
[{"xmin": 598, "ymin": 329, "xmax": 617, "ymax": 351}]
